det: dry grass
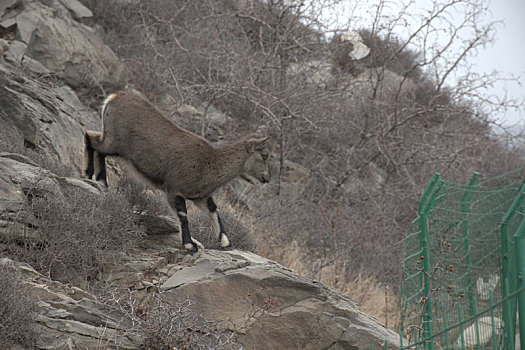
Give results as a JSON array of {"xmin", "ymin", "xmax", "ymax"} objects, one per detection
[
  {"xmin": 342, "ymin": 271, "xmax": 400, "ymax": 329},
  {"xmin": 9, "ymin": 182, "xmax": 145, "ymax": 289},
  {"xmin": 187, "ymin": 200, "xmax": 255, "ymax": 252},
  {"xmin": 255, "ymin": 238, "xmax": 400, "ymax": 330},
  {"xmin": 0, "ymin": 262, "xmax": 36, "ymax": 348}
]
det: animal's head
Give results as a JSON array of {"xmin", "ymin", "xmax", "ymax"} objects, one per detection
[{"xmin": 243, "ymin": 134, "xmax": 271, "ymax": 184}]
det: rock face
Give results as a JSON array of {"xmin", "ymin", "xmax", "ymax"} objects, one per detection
[
  {"xmin": 0, "ymin": 257, "xmax": 140, "ymax": 350},
  {"xmin": 160, "ymin": 250, "xmax": 400, "ymax": 350},
  {"xmin": 0, "ymin": 62, "xmax": 98, "ymax": 173},
  {"xmin": 0, "ymin": 153, "xmax": 179, "ymax": 243},
  {"xmin": 1, "ymin": 242, "xmax": 401, "ymax": 350},
  {"xmin": 1, "ymin": 0, "xmax": 125, "ymax": 87},
  {"xmin": 0, "ymin": 153, "xmax": 100, "ymax": 241}
]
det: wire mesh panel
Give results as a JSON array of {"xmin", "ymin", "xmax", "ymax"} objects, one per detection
[{"xmin": 400, "ymin": 167, "xmax": 525, "ymax": 349}]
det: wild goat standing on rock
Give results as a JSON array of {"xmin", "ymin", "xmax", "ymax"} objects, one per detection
[{"xmin": 84, "ymin": 92, "xmax": 271, "ymax": 253}]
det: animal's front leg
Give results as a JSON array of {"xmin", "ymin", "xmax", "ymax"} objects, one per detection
[
  {"xmin": 172, "ymin": 195, "xmax": 198, "ymax": 253},
  {"xmin": 195, "ymin": 197, "xmax": 232, "ymax": 249}
]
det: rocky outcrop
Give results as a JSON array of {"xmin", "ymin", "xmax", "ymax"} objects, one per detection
[
  {"xmin": 0, "ymin": 61, "xmax": 98, "ymax": 173},
  {"xmin": 1, "ymin": 245, "xmax": 402, "ymax": 350},
  {"xmin": 0, "ymin": 257, "xmax": 140, "ymax": 350},
  {"xmin": 0, "ymin": 153, "xmax": 180, "ymax": 243},
  {"xmin": 0, "ymin": 152, "xmax": 100, "ymax": 241},
  {"xmin": 1, "ymin": 0, "xmax": 125, "ymax": 87},
  {"xmin": 0, "ymin": 153, "xmax": 401, "ymax": 349},
  {"xmin": 160, "ymin": 249, "xmax": 401, "ymax": 350}
]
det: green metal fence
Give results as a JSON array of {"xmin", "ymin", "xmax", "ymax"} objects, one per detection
[{"xmin": 398, "ymin": 167, "xmax": 525, "ymax": 349}]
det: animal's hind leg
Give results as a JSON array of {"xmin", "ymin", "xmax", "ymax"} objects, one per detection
[
  {"xmin": 171, "ymin": 195, "xmax": 198, "ymax": 253},
  {"xmin": 84, "ymin": 132, "xmax": 95, "ymax": 179},
  {"xmin": 195, "ymin": 196, "xmax": 231, "ymax": 249},
  {"xmin": 94, "ymin": 152, "xmax": 108, "ymax": 187},
  {"xmin": 85, "ymin": 130, "xmax": 112, "ymax": 187}
]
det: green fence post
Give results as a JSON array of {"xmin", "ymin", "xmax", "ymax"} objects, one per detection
[
  {"xmin": 500, "ymin": 182, "xmax": 525, "ymax": 349},
  {"xmin": 458, "ymin": 304, "xmax": 465, "ymax": 350},
  {"xmin": 461, "ymin": 172, "xmax": 480, "ymax": 317},
  {"xmin": 472, "ymin": 298, "xmax": 480, "ymax": 350},
  {"xmin": 443, "ymin": 313, "xmax": 450, "ymax": 350},
  {"xmin": 418, "ymin": 173, "xmax": 441, "ymax": 213},
  {"xmin": 514, "ymin": 214, "xmax": 525, "ymax": 350},
  {"xmin": 418, "ymin": 175, "xmax": 442, "ymax": 350},
  {"xmin": 489, "ymin": 291, "xmax": 497, "ymax": 350}
]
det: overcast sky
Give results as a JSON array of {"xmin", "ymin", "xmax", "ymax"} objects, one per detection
[
  {"xmin": 472, "ymin": 0, "xmax": 525, "ymax": 127},
  {"xmin": 321, "ymin": 0, "xmax": 525, "ymax": 128}
]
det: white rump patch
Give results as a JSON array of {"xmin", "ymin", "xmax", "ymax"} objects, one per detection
[{"xmin": 101, "ymin": 93, "xmax": 118, "ymax": 119}]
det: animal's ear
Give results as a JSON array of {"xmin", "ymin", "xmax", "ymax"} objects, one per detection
[{"xmin": 245, "ymin": 137, "xmax": 269, "ymax": 153}]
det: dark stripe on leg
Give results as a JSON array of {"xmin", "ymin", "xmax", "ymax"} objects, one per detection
[
  {"xmin": 84, "ymin": 133, "xmax": 95, "ymax": 179},
  {"xmin": 175, "ymin": 196, "xmax": 197, "ymax": 252},
  {"xmin": 216, "ymin": 214, "xmax": 226, "ymax": 240},
  {"xmin": 207, "ymin": 197, "xmax": 228, "ymax": 245},
  {"xmin": 207, "ymin": 197, "xmax": 218, "ymax": 212},
  {"xmin": 95, "ymin": 153, "xmax": 108, "ymax": 187}
]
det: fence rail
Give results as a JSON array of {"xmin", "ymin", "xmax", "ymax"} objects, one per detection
[{"xmin": 396, "ymin": 167, "xmax": 525, "ymax": 350}]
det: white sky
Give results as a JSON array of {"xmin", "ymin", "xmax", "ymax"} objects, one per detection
[{"xmin": 473, "ymin": 0, "xmax": 525, "ymax": 127}]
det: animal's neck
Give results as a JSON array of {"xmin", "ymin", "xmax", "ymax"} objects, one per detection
[{"xmin": 214, "ymin": 139, "xmax": 248, "ymax": 182}]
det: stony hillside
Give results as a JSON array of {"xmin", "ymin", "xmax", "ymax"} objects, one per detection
[
  {"xmin": 0, "ymin": 153, "xmax": 400, "ymax": 348},
  {"xmin": 0, "ymin": 0, "xmax": 402, "ymax": 348}
]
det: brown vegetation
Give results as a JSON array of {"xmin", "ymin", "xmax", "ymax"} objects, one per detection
[
  {"xmin": 9, "ymin": 182, "xmax": 145, "ymax": 288},
  {"xmin": 77, "ymin": 0, "xmax": 524, "ymax": 299},
  {"xmin": 0, "ymin": 263, "xmax": 36, "ymax": 348}
]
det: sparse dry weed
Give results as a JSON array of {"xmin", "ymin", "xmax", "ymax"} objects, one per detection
[
  {"xmin": 10, "ymin": 183, "xmax": 145, "ymax": 289},
  {"xmin": 0, "ymin": 262, "xmax": 36, "ymax": 348},
  {"xmin": 108, "ymin": 290, "xmax": 241, "ymax": 350}
]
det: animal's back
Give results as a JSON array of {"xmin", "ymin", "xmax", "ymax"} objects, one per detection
[{"xmin": 101, "ymin": 92, "xmax": 216, "ymax": 190}]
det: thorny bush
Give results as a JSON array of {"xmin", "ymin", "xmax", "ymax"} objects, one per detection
[{"xmin": 14, "ymin": 185, "xmax": 145, "ymax": 288}]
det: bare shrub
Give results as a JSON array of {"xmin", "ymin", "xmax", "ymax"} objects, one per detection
[
  {"xmin": 14, "ymin": 186, "xmax": 145, "ymax": 288},
  {"xmin": 0, "ymin": 262, "xmax": 36, "ymax": 348},
  {"xmin": 109, "ymin": 291, "xmax": 241, "ymax": 350},
  {"xmin": 115, "ymin": 177, "xmax": 170, "ymax": 217},
  {"xmin": 188, "ymin": 203, "xmax": 255, "ymax": 252},
  {"xmin": 80, "ymin": 0, "xmax": 524, "ymax": 290}
]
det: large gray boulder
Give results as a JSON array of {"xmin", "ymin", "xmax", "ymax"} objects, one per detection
[
  {"xmin": 159, "ymin": 250, "xmax": 401, "ymax": 350},
  {"xmin": 58, "ymin": 0, "xmax": 93, "ymax": 20},
  {"xmin": 0, "ymin": 62, "xmax": 98, "ymax": 173},
  {"xmin": 2, "ymin": 0, "xmax": 125, "ymax": 87},
  {"xmin": 0, "ymin": 153, "xmax": 102, "ymax": 241}
]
